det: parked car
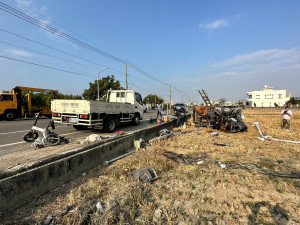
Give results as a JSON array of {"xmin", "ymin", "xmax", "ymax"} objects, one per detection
[{"xmin": 174, "ymin": 103, "xmax": 187, "ymax": 113}]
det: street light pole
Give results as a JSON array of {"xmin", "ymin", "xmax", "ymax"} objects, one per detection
[{"xmin": 97, "ymin": 68, "xmax": 109, "ymax": 101}]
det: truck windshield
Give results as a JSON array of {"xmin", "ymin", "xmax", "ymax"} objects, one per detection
[
  {"xmin": 135, "ymin": 93, "xmax": 143, "ymax": 105},
  {"xmin": 0, "ymin": 94, "xmax": 13, "ymax": 101}
]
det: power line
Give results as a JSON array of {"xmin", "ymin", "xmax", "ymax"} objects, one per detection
[
  {"xmin": 0, "ymin": 55, "xmax": 95, "ymax": 78},
  {"xmin": 0, "ymin": 28, "xmax": 128, "ymax": 76},
  {"xmin": 0, "ymin": 2, "xmax": 171, "ymax": 87}
]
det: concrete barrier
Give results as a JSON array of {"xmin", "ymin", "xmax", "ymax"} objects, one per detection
[{"xmin": 0, "ymin": 115, "xmax": 190, "ymax": 214}]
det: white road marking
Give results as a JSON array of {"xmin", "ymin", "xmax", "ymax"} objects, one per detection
[
  {"xmin": 0, "ymin": 130, "xmax": 84, "ymax": 148},
  {"xmin": 0, "ymin": 125, "xmax": 67, "ymax": 135},
  {"xmin": 0, "ymin": 141, "xmax": 25, "ymax": 148}
]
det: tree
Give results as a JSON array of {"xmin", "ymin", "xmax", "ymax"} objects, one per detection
[
  {"xmin": 219, "ymin": 98, "xmax": 226, "ymax": 105},
  {"xmin": 82, "ymin": 75, "xmax": 122, "ymax": 100},
  {"xmin": 143, "ymin": 94, "xmax": 164, "ymax": 104},
  {"xmin": 288, "ymin": 97, "xmax": 300, "ymax": 105}
]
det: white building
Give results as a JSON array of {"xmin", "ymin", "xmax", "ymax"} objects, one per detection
[{"xmin": 247, "ymin": 85, "xmax": 291, "ymax": 107}]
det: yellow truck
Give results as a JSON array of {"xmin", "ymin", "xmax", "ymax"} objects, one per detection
[{"xmin": 0, "ymin": 86, "xmax": 57, "ymax": 120}]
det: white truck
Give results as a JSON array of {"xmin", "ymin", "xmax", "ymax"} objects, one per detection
[{"xmin": 51, "ymin": 89, "xmax": 144, "ymax": 132}]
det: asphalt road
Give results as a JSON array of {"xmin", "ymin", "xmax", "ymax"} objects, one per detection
[{"xmin": 0, "ymin": 110, "xmax": 161, "ymax": 156}]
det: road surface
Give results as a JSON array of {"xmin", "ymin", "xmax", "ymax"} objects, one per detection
[{"xmin": 0, "ymin": 110, "xmax": 171, "ymax": 172}]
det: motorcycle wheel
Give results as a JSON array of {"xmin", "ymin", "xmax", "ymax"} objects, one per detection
[
  {"xmin": 23, "ymin": 131, "xmax": 39, "ymax": 142},
  {"xmin": 45, "ymin": 133, "xmax": 61, "ymax": 146}
]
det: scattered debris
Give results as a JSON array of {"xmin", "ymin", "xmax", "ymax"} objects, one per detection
[
  {"xmin": 153, "ymin": 209, "xmax": 162, "ymax": 223},
  {"xmin": 159, "ymin": 128, "xmax": 172, "ymax": 136},
  {"xmin": 213, "ymin": 143, "xmax": 227, "ymax": 146},
  {"xmin": 211, "ymin": 132, "xmax": 219, "ymax": 137},
  {"xmin": 82, "ymin": 172, "xmax": 86, "ymax": 176},
  {"xmin": 254, "ymin": 121, "xmax": 300, "ymax": 144},
  {"xmin": 163, "ymin": 151, "xmax": 206, "ymax": 165},
  {"xmin": 103, "ymin": 152, "xmax": 134, "ymax": 166},
  {"xmin": 31, "ymin": 137, "xmax": 45, "ymax": 149},
  {"xmin": 197, "ymin": 160, "xmax": 204, "ymax": 165},
  {"xmin": 129, "ymin": 167, "xmax": 158, "ymax": 183},
  {"xmin": 86, "ymin": 134, "xmax": 102, "ymax": 142},
  {"xmin": 96, "ymin": 202, "xmax": 103, "ymax": 213},
  {"xmin": 218, "ymin": 162, "xmax": 226, "ymax": 169},
  {"xmin": 257, "ymin": 137, "xmax": 265, "ymax": 141},
  {"xmin": 134, "ymin": 139, "xmax": 145, "ymax": 150}
]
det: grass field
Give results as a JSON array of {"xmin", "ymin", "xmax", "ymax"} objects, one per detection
[{"xmin": 2, "ymin": 109, "xmax": 300, "ymax": 224}]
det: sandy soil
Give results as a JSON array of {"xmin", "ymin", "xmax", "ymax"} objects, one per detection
[{"xmin": 1, "ymin": 109, "xmax": 299, "ymax": 224}]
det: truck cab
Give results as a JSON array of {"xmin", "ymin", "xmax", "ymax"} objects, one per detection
[
  {"xmin": 0, "ymin": 93, "xmax": 18, "ymax": 120},
  {"xmin": 107, "ymin": 89, "xmax": 144, "ymax": 120}
]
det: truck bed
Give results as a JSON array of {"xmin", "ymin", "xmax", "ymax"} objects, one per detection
[{"xmin": 51, "ymin": 99, "xmax": 135, "ymax": 114}]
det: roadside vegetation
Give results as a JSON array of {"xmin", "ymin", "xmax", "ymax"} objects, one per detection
[{"xmin": 1, "ymin": 109, "xmax": 299, "ymax": 224}]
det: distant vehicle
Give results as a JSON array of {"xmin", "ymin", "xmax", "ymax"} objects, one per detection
[
  {"xmin": 0, "ymin": 86, "xmax": 56, "ymax": 120},
  {"xmin": 174, "ymin": 103, "xmax": 187, "ymax": 113},
  {"xmin": 51, "ymin": 89, "xmax": 144, "ymax": 132}
]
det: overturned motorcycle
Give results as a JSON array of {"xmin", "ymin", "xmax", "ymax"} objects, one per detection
[{"xmin": 23, "ymin": 112, "xmax": 70, "ymax": 148}]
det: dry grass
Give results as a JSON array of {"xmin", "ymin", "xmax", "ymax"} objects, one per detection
[{"xmin": 1, "ymin": 109, "xmax": 300, "ymax": 225}]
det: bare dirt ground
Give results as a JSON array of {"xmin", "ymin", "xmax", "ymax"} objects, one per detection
[{"xmin": 1, "ymin": 109, "xmax": 300, "ymax": 224}]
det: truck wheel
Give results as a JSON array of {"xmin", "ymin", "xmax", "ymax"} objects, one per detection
[
  {"xmin": 45, "ymin": 133, "xmax": 61, "ymax": 146},
  {"xmin": 4, "ymin": 111, "xmax": 16, "ymax": 121},
  {"xmin": 73, "ymin": 125, "xmax": 88, "ymax": 130},
  {"xmin": 132, "ymin": 114, "xmax": 140, "ymax": 126},
  {"xmin": 104, "ymin": 117, "xmax": 116, "ymax": 132}
]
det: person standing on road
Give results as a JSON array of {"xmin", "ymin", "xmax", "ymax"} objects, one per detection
[
  {"xmin": 281, "ymin": 106, "xmax": 292, "ymax": 130},
  {"xmin": 175, "ymin": 109, "xmax": 184, "ymax": 127},
  {"xmin": 157, "ymin": 101, "xmax": 163, "ymax": 119}
]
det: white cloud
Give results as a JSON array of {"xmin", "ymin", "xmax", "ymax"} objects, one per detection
[
  {"xmin": 211, "ymin": 48, "xmax": 300, "ymax": 69},
  {"xmin": 199, "ymin": 19, "xmax": 229, "ymax": 30},
  {"xmin": 5, "ymin": 49, "xmax": 34, "ymax": 57},
  {"xmin": 15, "ymin": 0, "xmax": 32, "ymax": 7}
]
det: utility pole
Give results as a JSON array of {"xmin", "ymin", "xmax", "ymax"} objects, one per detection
[
  {"xmin": 125, "ymin": 64, "xmax": 132, "ymax": 90},
  {"xmin": 170, "ymin": 85, "xmax": 172, "ymax": 110},
  {"xmin": 125, "ymin": 64, "xmax": 128, "ymax": 90}
]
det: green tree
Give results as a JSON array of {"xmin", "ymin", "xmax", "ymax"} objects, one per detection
[
  {"xmin": 143, "ymin": 94, "xmax": 164, "ymax": 104},
  {"xmin": 82, "ymin": 75, "xmax": 121, "ymax": 100},
  {"xmin": 288, "ymin": 97, "xmax": 300, "ymax": 105}
]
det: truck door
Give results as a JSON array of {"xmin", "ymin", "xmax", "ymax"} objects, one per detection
[{"xmin": 134, "ymin": 92, "xmax": 144, "ymax": 119}]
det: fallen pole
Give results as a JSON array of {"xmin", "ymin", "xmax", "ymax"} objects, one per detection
[
  {"xmin": 103, "ymin": 151, "xmax": 134, "ymax": 166},
  {"xmin": 254, "ymin": 121, "xmax": 300, "ymax": 144}
]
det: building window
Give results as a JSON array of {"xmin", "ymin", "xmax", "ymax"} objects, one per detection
[
  {"xmin": 248, "ymin": 95, "xmax": 252, "ymax": 99},
  {"xmin": 256, "ymin": 95, "xmax": 260, "ymax": 99},
  {"xmin": 278, "ymin": 94, "xmax": 282, "ymax": 99},
  {"xmin": 121, "ymin": 92, "xmax": 125, "ymax": 97}
]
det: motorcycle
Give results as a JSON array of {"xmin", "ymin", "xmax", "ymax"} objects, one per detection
[{"xmin": 23, "ymin": 112, "xmax": 61, "ymax": 146}]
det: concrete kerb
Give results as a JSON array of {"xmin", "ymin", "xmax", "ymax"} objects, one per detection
[{"xmin": 0, "ymin": 114, "xmax": 190, "ymax": 214}]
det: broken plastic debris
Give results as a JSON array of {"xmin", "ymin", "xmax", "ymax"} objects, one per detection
[
  {"xmin": 197, "ymin": 160, "xmax": 204, "ymax": 165},
  {"xmin": 218, "ymin": 162, "xmax": 226, "ymax": 169},
  {"xmin": 96, "ymin": 202, "xmax": 103, "ymax": 212},
  {"xmin": 211, "ymin": 132, "xmax": 219, "ymax": 137},
  {"xmin": 129, "ymin": 167, "xmax": 158, "ymax": 183},
  {"xmin": 86, "ymin": 134, "xmax": 101, "ymax": 142}
]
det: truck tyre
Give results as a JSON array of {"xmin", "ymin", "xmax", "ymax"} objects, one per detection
[
  {"xmin": 73, "ymin": 125, "xmax": 88, "ymax": 130},
  {"xmin": 104, "ymin": 117, "xmax": 116, "ymax": 132},
  {"xmin": 132, "ymin": 114, "xmax": 140, "ymax": 126},
  {"xmin": 4, "ymin": 111, "xmax": 16, "ymax": 121}
]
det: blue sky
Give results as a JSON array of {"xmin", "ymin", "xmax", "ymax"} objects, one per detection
[{"xmin": 0, "ymin": 0, "xmax": 299, "ymax": 103}]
